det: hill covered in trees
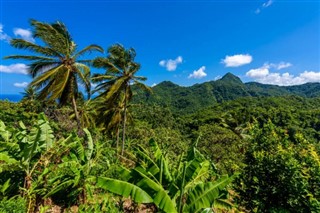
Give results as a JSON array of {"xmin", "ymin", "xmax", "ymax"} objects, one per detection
[{"xmin": 134, "ymin": 72, "xmax": 320, "ymax": 114}]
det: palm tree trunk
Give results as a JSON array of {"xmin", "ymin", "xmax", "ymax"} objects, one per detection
[
  {"xmin": 121, "ymin": 87, "xmax": 127, "ymax": 156},
  {"xmin": 121, "ymin": 107, "xmax": 127, "ymax": 156},
  {"xmin": 72, "ymin": 96, "xmax": 81, "ymax": 131},
  {"xmin": 116, "ymin": 125, "xmax": 120, "ymax": 153}
]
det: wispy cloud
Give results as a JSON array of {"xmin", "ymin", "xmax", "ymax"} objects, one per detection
[
  {"xmin": 214, "ymin": 75, "xmax": 222, "ymax": 81},
  {"xmin": 263, "ymin": 0, "xmax": 273, "ymax": 8},
  {"xmin": 222, "ymin": 54, "xmax": 253, "ymax": 67},
  {"xmin": 13, "ymin": 28, "xmax": 34, "ymax": 42},
  {"xmin": 159, "ymin": 56, "xmax": 183, "ymax": 71},
  {"xmin": 255, "ymin": 9, "xmax": 261, "ymax": 14},
  {"xmin": 151, "ymin": 83, "xmax": 157, "ymax": 87},
  {"xmin": 246, "ymin": 63, "xmax": 320, "ymax": 86},
  {"xmin": 14, "ymin": 82, "xmax": 29, "ymax": 88},
  {"xmin": 270, "ymin": 62, "xmax": 292, "ymax": 70},
  {"xmin": 255, "ymin": 0, "xmax": 273, "ymax": 14},
  {"xmin": 188, "ymin": 66, "xmax": 207, "ymax": 79},
  {"xmin": 1, "ymin": 24, "xmax": 35, "ymax": 43},
  {"xmin": 0, "ymin": 63, "xmax": 29, "ymax": 75},
  {"xmin": 0, "ymin": 23, "xmax": 11, "ymax": 42}
]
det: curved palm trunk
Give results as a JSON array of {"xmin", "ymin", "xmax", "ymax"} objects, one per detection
[{"xmin": 72, "ymin": 96, "xmax": 81, "ymax": 131}]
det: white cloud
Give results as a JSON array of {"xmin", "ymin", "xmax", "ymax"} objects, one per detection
[
  {"xmin": 247, "ymin": 65, "xmax": 270, "ymax": 78},
  {"xmin": 13, "ymin": 28, "xmax": 34, "ymax": 42},
  {"xmin": 151, "ymin": 83, "xmax": 157, "ymax": 87},
  {"xmin": 14, "ymin": 82, "xmax": 29, "ymax": 88},
  {"xmin": 255, "ymin": 0, "xmax": 273, "ymax": 14},
  {"xmin": 0, "ymin": 24, "xmax": 34, "ymax": 43},
  {"xmin": 263, "ymin": 0, "xmax": 273, "ymax": 8},
  {"xmin": 214, "ymin": 75, "xmax": 222, "ymax": 81},
  {"xmin": 222, "ymin": 54, "xmax": 253, "ymax": 67},
  {"xmin": 272, "ymin": 62, "xmax": 292, "ymax": 70},
  {"xmin": 247, "ymin": 62, "xmax": 292, "ymax": 78},
  {"xmin": 0, "ymin": 23, "xmax": 11, "ymax": 42},
  {"xmin": 299, "ymin": 71, "xmax": 320, "ymax": 82},
  {"xmin": 159, "ymin": 56, "xmax": 183, "ymax": 71},
  {"xmin": 188, "ymin": 66, "xmax": 207, "ymax": 79},
  {"xmin": 246, "ymin": 64, "xmax": 320, "ymax": 86},
  {"xmin": 0, "ymin": 63, "xmax": 29, "ymax": 75}
]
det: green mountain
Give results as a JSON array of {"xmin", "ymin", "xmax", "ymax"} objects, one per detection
[{"xmin": 134, "ymin": 72, "xmax": 320, "ymax": 114}]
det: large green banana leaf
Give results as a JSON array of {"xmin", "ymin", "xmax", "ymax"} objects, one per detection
[
  {"xmin": 185, "ymin": 175, "xmax": 234, "ymax": 213},
  {"xmin": 131, "ymin": 167, "xmax": 177, "ymax": 213},
  {"xmin": 97, "ymin": 177, "xmax": 153, "ymax": 203}
]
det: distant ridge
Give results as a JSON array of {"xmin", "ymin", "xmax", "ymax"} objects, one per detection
[{"xmin": 134, "ymin": 73, "xmax": 320, "ymax": 114}]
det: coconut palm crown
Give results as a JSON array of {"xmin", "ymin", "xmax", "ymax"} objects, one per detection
[{"xmin": 5, "ymin": 19, "xmax": 103, "ymax": 127}]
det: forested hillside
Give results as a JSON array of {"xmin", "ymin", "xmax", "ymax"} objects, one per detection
[
  {"xmin": 1, "ymin": 94, "xmax": 319, "ymax": 212},
  {"xmin": 134, "ymin": 72, "xmax": 320, "ymax": 114}
]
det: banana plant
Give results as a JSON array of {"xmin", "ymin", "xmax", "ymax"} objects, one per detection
[
  {"xmin": 0, "ymin": 179, "xmax": 11, "ymax": 199},
  {"xmin": 97, "ymin": 139, "xmax": 235, "ymax": 213},
  {"xmin": 0, "ymin": 113, "xmax": 54, "ymax": 187},
  {"xmin": 44, "ymin": 128, "xmax": 99, "ymax": 204},
  {"xmin": 0, "ymin": 113, "xmax": 55, "ymax": 212}
]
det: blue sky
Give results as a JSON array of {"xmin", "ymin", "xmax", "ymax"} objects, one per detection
[{"xmin": 0, "ymin": 0, "xmax": 319, "ymax": 94}]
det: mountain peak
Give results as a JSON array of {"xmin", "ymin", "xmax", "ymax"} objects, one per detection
[
  {"xmin": 220, "ymin": 72, "xmax": 243, "ymax": 84},
  {"xmin": 157, "ymin": 81, "xmax": 179, "ymax": 88}
]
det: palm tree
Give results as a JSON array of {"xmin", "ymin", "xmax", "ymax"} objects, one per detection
[
  {"xmin": 92, "ymin": 44, "xmax": 150, "ymax": 155},
  {"xmin": 70, "ymin": 100, "xmax": 97, "ymax": 129},
  {"xmin": 21, "ymin": 86, "xmax": 37, "ymax": 101},
  {"xmin": 93, "ymin": 94, "xmax": 124, "ymax": 151},
  {"xmin": 4, "ymin": 19, "xmax": 103, "ymax": 129}
]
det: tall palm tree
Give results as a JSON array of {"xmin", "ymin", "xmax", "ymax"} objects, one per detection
[
  {"xmin": 4, "ymin": 19, "xmax": 103, "ymax": 129},
  {"xmin": 92, "ymin": 44, "xmax": 150, "ymax": 155}
]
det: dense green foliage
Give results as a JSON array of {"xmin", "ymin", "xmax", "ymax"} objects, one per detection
[
  {"xmin": 236, "ymin": 121, "xmax": 320, "ymax": 212},
  {"xmin": 1, "ymin": 19, "xmax": 320, "ymax": 213},
  {"xmin": 134, "ymin": 72, "xmax": 320, "ymax": 114},
  {"xmin": 98, "ymin": 139, "xmax": 235, "ymax": 213},
  {"xmin": 1, "ymin": 92, "xmax": 320, "ymax": 213}
]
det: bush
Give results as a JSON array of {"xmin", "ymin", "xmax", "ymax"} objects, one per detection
[
  {"xmin": 0, "ymin": 196, "xmax": 26, "ymax": 213},
  {"xmin": 235, "ymin": 121, "xmax": 320, "ymax": 212}
]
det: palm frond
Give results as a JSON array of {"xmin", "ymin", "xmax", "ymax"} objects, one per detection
[
  {"xmin": 49, "ymin": 68, "xmax": 71, "ymax": 100},
  {"xmin": 93, "ymin": 57, "xmax": 121, "ymax": 74},
  {"xmin": 134, "ymin": 81, "xmax": 152, "ymax": 93},
  {"xmin": 28, "ymin": 61, "xmax": 60, "ymax": 77},
  {"xmin": 30, "ymin": 64, "xmax": 64, "ymax": 88},
  {"xmin": 30, "ymin": 19, "xmax": 73, "ymax": 56},
  {"xmin": 73, "ymin": 45, "xmax": 104, "ymax": 59},
  {"xmin": 134, "ymin": 75, "xmax": 147, "ymax": 81},
  {"xmin": 91, "ymin": 73, "xmax": 115, "ymax": 82},
  {"xmin": 5, "ymin": 39, "xmax": 62, "ymax": 57},
  {"xmin": 75, "ymin": 63, "xmax": 91, "ymax": 98},
  {"xmin": 3, "ymin": 55, "xmax": 55, "ymax": 61}
]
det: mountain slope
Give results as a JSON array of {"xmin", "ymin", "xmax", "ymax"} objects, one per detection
[{"xmin": 134, "ymin": 73, "xmax": 320, "ymax": 114}]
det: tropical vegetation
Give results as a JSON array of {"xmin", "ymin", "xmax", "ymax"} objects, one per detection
[{"xmin": 0, "ymin": 19, "xmax": 319, "ymax": 213}]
